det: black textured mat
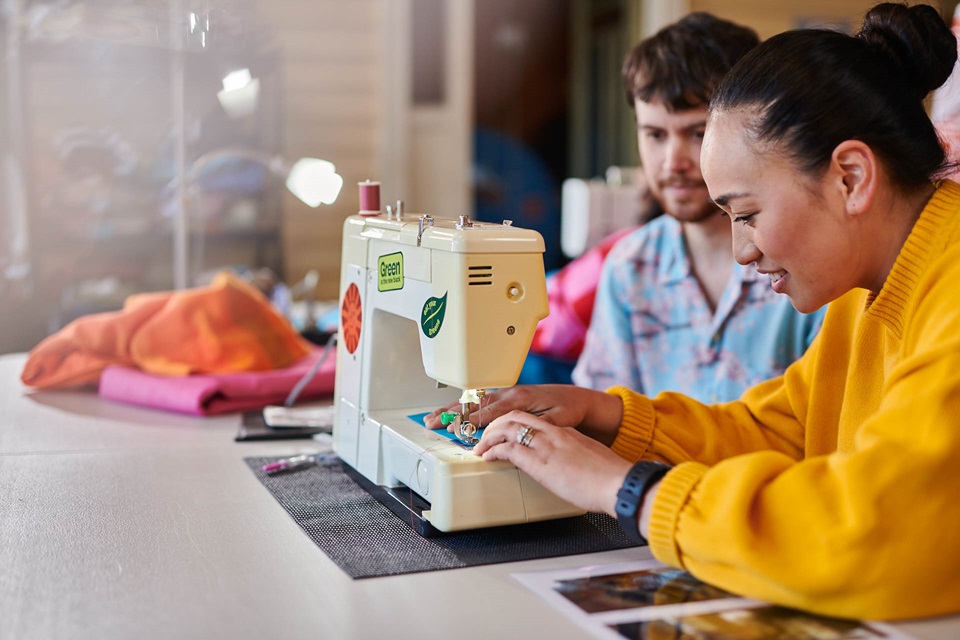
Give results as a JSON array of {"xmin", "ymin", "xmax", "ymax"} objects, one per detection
[{"xmin": 246, "ymin": 456, "xmax": 640, "ymax": 579}]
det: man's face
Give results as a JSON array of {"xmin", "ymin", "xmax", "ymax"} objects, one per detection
[{"xmin": 635, "ymin": 99, "xmax": 718, "ymax": 223}]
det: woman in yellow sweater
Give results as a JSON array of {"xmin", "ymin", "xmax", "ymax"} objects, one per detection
[{"xmin": 461, "ymin": 3, "xmax": 960, "ymax": 621}]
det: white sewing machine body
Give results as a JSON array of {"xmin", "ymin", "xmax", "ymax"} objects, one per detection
[{"xmin": 333, "ymin": 208, "xmax": 583, "ymax": 533}]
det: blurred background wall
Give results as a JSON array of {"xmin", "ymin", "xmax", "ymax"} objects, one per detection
[{"xmin": 1, "ymin": 0, "xmax": 954, "ymax": 353}]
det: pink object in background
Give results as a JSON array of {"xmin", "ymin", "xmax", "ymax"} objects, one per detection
[
  {"xmin": 931, "ymin": 5, "xmax": 960, "ymax": 182},
  {"xmin": 98, "ymin": 346, "xmax": 336, "ymax": 416},
  {"xmin": 529, "ymin": 227, "xmax": 637, "ymax": 363},
  {"xmin": 358, "ymin": 180, "xmax": 381, "ymax": 215}
]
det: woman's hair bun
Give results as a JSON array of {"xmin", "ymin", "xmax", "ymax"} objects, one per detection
[{"xmin": 858, "ymin": 2, "xmax": 957, "ymax": 99}]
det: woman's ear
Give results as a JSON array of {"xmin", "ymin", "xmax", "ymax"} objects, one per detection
[{"xmin": 831, "ymin": 140, "xmax": 877, "ymax": 217}]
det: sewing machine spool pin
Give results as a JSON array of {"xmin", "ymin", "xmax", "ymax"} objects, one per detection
[{"xmin": 417, "ymin": 215, "xmax": 434, "ymax": 247}]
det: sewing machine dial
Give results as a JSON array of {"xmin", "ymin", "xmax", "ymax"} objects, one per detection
[{"xmin": 506, "ymin": 283, "xmax": 524, "ymax": 301}]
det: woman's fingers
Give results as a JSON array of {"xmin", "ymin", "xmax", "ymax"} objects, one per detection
[
  {"xmin": 423, "ymin": 400, "xmax": 462, "ymax": 430},
  {"xmin": 474, "ymin": 410, "xmax": 630, "ymax": 515},
  {"xmin": 473, "ymin": 410, "xmax": 545, "ymax": 454}
]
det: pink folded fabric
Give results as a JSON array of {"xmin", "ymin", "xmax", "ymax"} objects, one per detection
[{"xmin": 98, "ymin": 347, "xmax": 336, "ymax": 416}]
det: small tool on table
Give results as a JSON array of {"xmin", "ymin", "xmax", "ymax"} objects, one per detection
[{"xmin": 262, "ymin": 454, "xmax": 328, "ymax": 474}]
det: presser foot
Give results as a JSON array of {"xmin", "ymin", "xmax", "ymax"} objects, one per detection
[
  {"xmin": 453, "ymin": 417, "xmax": 479, "ymax": 446},
  {"xmin": 439, "ymin": 411, "xmax": 480, "ymax": 446}
]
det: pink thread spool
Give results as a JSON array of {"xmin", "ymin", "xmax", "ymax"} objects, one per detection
[{"xmin": 358, "ymin": 180, "xmax": 381, "ymax": 216}]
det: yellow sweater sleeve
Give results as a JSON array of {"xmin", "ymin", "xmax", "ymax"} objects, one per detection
[
  {"xmin": 607, "ymin": 337, "xmax": 814, "ymax": 466},
  {"xmin": 647, "ymin": 333, "xmax": 960, "ymax": 621},
  {"xmin": 604, "ymin": 205, "xmax": 960, "ymax": 621}
]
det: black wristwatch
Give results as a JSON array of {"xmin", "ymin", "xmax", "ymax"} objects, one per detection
[{"xmin": 615, "ymin": 461, "xmax": 671, "ymax": 544}]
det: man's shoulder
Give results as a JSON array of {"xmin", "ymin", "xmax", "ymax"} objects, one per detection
[{"xmin": 608, "ymin": 216, "xmax": 680, "ymax": 259}]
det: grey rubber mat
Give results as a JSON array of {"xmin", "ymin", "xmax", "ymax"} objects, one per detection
[{"xmin": 246, "ymin": 455, "xmax": 640, "ymax": 579}]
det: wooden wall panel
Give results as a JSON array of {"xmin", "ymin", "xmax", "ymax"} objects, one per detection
[
  {"xmin": 253, "ymin": 0, "xmax": 385, "ymax": 298},
  {"xmin": 690, "ymin": 0, "xmax": 952, "ymax": 38}
]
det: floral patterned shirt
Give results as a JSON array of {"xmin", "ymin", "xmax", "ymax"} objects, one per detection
[{"xmin": 572, "ymin": 216, "xmax": 825, "ymax": 403}]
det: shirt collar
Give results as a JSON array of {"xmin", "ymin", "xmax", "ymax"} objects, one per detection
[
  {"xmin": 657, "ymin": 216, "xmax": 762, "ymax": 285},
  {"xmin": 735, "ymin": 261, "xmax": 764, "ymax": 283},
  {"xmin": 658, "ymin": 219, "xmax": 690, "ymax": 285}
]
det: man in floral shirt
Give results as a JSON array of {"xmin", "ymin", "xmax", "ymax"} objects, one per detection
[{"xmin": 572, "ymin": 13, "xmax": 825, "ymax": 402}]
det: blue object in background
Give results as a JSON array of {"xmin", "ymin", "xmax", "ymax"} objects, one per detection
[
  {"xmin": 517, "ymin": 353, "xmax": 575, "ymax": 385},
  {"xmin": 473, "ymin": 128, "xmax": 563, "ymax": 271}
]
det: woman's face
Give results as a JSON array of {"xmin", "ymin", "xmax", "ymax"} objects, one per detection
[{"xmin": 701, "ymin": 110, "xmax": 859, "ymax": 314}]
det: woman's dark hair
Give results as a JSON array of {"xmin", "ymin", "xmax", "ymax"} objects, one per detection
[
  {"xmin": 710, "ymin": 2, "xmax": 958, "ymax": 188},
  {"xmin": 622, "ymin": 12, "xmax": 759, "ymax": 111}
]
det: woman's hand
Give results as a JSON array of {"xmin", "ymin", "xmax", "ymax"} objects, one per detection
[
  {"xmin": 424, "ymin": 384, "xmax": 624, "ymax": 445},
  {"xmin": 473, "ymin": 409, "xmax": 633, "ymax": 516}
]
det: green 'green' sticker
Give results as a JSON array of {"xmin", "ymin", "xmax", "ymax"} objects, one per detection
[
  {"xmin": 377, "ymin": 252, "xmax": 404, "ymax": 292},
  {"xmin": 421, "ymin": 293, "xmax": 447, "ymax": 338}
]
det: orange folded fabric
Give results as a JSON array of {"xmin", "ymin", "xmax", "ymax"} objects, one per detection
[{"xmin": 21, "ymin": 271, "xmax": 312, "ymax": 389}]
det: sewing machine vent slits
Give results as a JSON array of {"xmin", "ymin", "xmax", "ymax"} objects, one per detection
[{"xmin": 467, "ymin": 265, "xmax": 493, "ymax": 286}]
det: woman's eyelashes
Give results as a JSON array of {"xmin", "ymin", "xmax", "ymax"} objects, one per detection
[{"xmin": 718, "ymin": 210, "xmax": 757, "ymax": 224}]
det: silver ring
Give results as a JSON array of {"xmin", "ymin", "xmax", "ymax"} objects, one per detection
[
  {"xmin": 516, "ymin": 424, "xmax": 537, "ymax": 447},
  {"xmin": 516, "ymin": 424, "xmax": 532, "ymax": 444}
]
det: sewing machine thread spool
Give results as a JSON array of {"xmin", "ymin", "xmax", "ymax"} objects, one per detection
[{"xmin": 358, "ymin": 180, "xmax": 381, "ymax": 216}]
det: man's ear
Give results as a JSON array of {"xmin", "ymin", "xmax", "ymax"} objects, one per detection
[{"xmin": 831, "ymin": 140, "xmax": 877, "ymax": 217}]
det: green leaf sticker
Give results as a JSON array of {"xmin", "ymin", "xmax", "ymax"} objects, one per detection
[{"xmin": 421, "ymin": 293, "xmax": 447, "ymax": 338}]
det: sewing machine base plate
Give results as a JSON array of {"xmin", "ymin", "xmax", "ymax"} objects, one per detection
[{"xmin": 342, "ymin": 463, "xmax": 443, "ymax": 537}]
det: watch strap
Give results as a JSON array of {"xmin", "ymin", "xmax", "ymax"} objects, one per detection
[{"xmin": 615, "ymin": 460, "xmax": 671, "ymax": 544}]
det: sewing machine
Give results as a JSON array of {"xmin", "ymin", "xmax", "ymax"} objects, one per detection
[{"xmin": 332, "ymin": 183, "xmax": 584, "ymax": 534}]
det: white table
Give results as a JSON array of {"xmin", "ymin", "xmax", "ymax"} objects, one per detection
[{"xmin": 1, "ymin": 353, "xmax": 956, "ymax": 639}]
